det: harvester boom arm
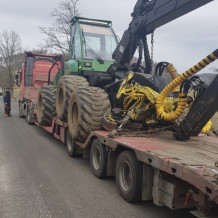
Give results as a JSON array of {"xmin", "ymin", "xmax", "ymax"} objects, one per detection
[{"xmin": 113, "ymin": 0, "xmax": 213, "ymax": 66}]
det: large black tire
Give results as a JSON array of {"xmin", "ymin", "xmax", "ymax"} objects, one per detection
[
  {"xmin": 68, "ymin": 86, "xmax": 110, "ymax": 143},
  {"xmin": 56, "ymin": 75, "xmax": 89, "ymax": 121},
  {"xmin": 116, "ymin": 151, "xmax": 142, "ymax": 202},
  {"xmin": 90, "ymin": 138, "xmax": 108, "ymax": 178},
  {"xmin": 37, "ymin": 85, "xmax": 56, "ymax": 126}
]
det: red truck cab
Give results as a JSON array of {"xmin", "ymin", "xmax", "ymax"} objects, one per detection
[{"xmin": 19, "ymin": 52, "xmax": 62, "ymax": 123}]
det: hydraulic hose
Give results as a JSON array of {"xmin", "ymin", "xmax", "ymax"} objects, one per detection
[
  {"xmin": 156, "ymin": 49, "xmax": 218, "ymax": 121},
  {"xmin": 166, "ymin": 64, "xmax": 180, "ymax": 93}
]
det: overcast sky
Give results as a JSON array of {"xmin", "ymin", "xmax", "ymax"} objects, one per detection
[{"xmin": 0, "ymin": 0, "xmax": 217, "ymax": 74}]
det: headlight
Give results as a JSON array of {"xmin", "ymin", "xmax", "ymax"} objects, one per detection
[{"xmin": 84, "ymin": 62, "xmax": 92, "ymax": 67}]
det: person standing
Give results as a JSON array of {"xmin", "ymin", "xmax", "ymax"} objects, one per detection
[{"xmin": 3, "ymin": 88, "xmax": 11, "ymax": 117}]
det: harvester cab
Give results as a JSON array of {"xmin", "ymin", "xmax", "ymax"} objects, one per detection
[
  {"xmin": 61, "ymin": 16, "xmax": 118, "ymax": 87},
  {"xmin": 42, "ymin": 17, "xmax": 118, "ymax": 131}
]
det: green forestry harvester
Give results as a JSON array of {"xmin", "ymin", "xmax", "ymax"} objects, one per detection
[
  {"xmin": 37, "ymin": 0, "xmax": 218, "ymax": 144},
  {"xmin": 37, "ymin": 16, "xmax": 118, "ymax": 142}
]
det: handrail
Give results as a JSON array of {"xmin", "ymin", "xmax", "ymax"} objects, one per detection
[{"xmin": 48, "ymin": 54, "xmax": 64, "ymax": 85}]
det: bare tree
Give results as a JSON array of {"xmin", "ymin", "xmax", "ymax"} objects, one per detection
[
  {"xmin": 39, "ymin": 0, "xmax": 80, "ymax": 55},
  {"xmin": 0, "ymin": 30, "xmax": 23, "ymax": 89},
  {"xmin": 31, "ymin": 48, "xmax": 48, "ymax": 54}
]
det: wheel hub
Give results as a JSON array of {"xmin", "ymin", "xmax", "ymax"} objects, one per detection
[
  {"xmin": 93, "ymin": 146, "xmax": 101, "ymax": 170},
  {"xmin": 119, "ymin": 161, "xmax": 132, "ymax": 191}
]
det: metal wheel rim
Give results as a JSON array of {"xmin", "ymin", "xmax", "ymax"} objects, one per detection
[
  {"xmin": 93, "ymin": 146, "xmax": 101, "ymax": 170},
  {"xmin": 67, "ymin": 133, "xmax": 73, "ymax": 152},
  {"xmin": 119, "ymin": 161, "xmax": 132, "ymax": 191}
]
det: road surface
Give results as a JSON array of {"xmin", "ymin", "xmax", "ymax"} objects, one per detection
[{"xmin": 0, "ymin": 97, "xmax": 195, "ymax": 218}]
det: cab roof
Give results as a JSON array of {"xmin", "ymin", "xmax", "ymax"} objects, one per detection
[{"xmin": 71, "ymin": 16, "xmax": 112, "ymax": 27}]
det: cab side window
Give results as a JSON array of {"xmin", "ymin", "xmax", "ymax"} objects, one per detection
[
  {"xmin": 70, "ymin": 25, "xmax": 76, "ymax": 59},
  {"xmin": 24, "ymin": 57, "xmax": 34, "ymax": 86}
]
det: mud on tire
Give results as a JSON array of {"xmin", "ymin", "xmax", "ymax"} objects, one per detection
[
  {"xmin": 37, "ymin": 85, "xmax": 56, "ymax": 126},
  {"xmin": 68, "ymin": 86, "xmax": 110, "ymax": 143},
  {"xmin": 56, "ymin": 75, "xmax": 89, "ymax": 121}
]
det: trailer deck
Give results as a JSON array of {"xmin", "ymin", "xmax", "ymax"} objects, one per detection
[{"xmin": 36, "ymin": 117, "xmax": 218, "ymax": 214}]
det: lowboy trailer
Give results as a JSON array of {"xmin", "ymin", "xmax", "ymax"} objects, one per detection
[{"xmin": 36, "ymin": 118, "xmax": 218, "ymax": 217}]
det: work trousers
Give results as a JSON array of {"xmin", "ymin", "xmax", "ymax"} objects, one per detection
[{"xmin": 4, "ymin": 104, "xmax": 11, "ymax": 116}]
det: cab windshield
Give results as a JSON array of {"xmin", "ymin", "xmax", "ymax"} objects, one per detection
[{"xmin": 80, "ymin": 24, "xmax": 117, "ymax": 61}]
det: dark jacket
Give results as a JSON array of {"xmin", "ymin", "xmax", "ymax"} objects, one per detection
[{"xmin": 5, "ymin": 91, "xmax": 11, "ymax": 107}]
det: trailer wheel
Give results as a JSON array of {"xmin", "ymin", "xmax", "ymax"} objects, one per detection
[
  {"xmin": 116, "ymin": 150, "xmax": 142, "ymax": 202},
  {"xmin": 56, "ymin": 75, "xmax": 89, "ymax": 121},
  {"xmin": 37, "ymin": 85, "xmax": 56, "ymax": 126},
  {"xmin": 19, "ymin": 102, "xmax": 25, "ymax": 118},
  {"xmin": 90, "ymin": 138, "xmax": 108, "ymax": 178},
  {"xmin": 65, "ymin": 129, "xmax": 78, "ymax": 157},
  {"xmin": 68, "ymin": 86, "xmax": 110, "ymax": 143}
]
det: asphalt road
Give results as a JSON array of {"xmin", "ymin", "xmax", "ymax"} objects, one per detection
[{"xmin": 0, "ymin": 97, "xmax": 195, "ymax": 218}]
